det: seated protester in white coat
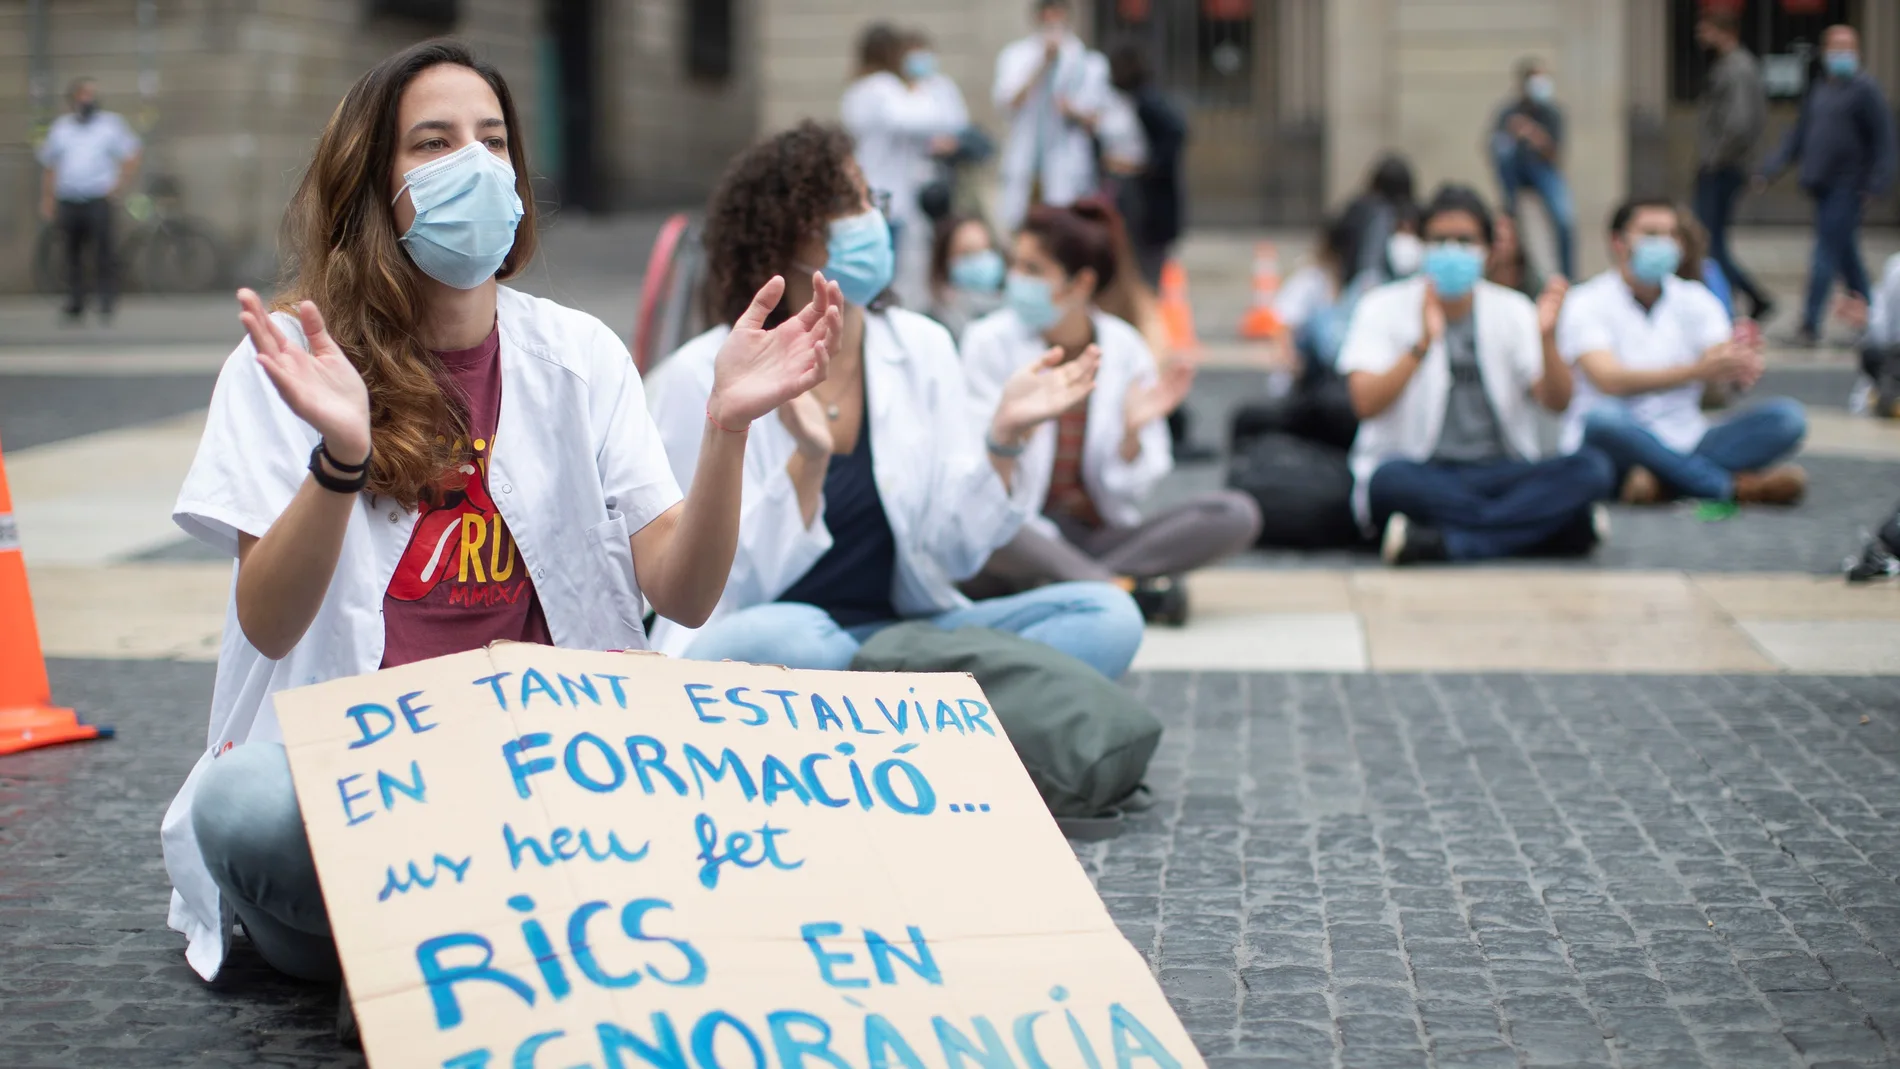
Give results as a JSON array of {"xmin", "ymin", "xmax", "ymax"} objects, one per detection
[
  {"xmin": 842, "ymin": 23, "xmax": 965, "ymax": 308},
  {"xmin": 992, "ymin": 0, "xmax": 1114, "ymax": 231},
  {"xmin": 1560, "ymin": 197, "xmax": 1807, "ymax": 506},
  {"xmin": 961, "ymin": 199, "xmax": 1262, "ymax": 619},
  {"xmin": 646, "ymin": 122, "xmax": 1144, "ymax": 680},
  {"xmin": 1341, "ymin": 184, "xmax": 1615, "ymax": 566},
  {"xmin": 161, "ymin": 43, "xmax": 841, "ymax": 1022}
]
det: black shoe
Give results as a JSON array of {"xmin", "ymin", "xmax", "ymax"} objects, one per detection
[
  {"xmin": 1750, "ymin": 297, "xmax": 1777, "ymax": 323},
  {"xmin": 1173, "ymin": 440, "xmax": 1220, "ymax": 464},
  {"xmin": 1131, "ymin": 575, "xmax": 1189, "ymax": 626},
  {"xmin": 1381, "ymin": 513, "xmax": 1449, "ymax": 566},
  {"xmin": 336, "ymin": 984, "xmax": 361, "ymax": 1049},
  {"xmin": 1779, "ymin": 328, "xmax": 1820, "ymax": 348},
  {"xmin": 1845, "ymin": 535, "xmax": 1900, "ymax": 584},
  {"xmin": 59, "ymin": 306, "xmax": 82, "ymax": 325}
]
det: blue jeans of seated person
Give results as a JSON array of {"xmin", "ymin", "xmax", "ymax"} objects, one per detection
[
  {"xmin": 1492, "ymin": 141, "xmax": 1576, "ymax": 279},
  {"xmin": 683, "ymin": 581, "xmax": 1145, "ymax": 680},
  {"xmin": 1581, "ymin": 398, "xmax": 1807, "ymax": 501},
  {"xmin": 1369, "ymin": 451, "xmax": 1617, "ymax": 561},
  {"xmin": 192, "ymin": 742, "xmax": 337, "ymax": 982}
]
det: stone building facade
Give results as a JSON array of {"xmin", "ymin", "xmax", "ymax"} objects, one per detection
[{"xmin": 1, "ymin": 1, "xmax": 1894, "ymax": 291}]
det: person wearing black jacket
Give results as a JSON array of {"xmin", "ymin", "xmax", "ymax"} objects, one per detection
[
  {"xmin": 1108, "ymin": 44, "xmax": 1187, "ymax": 289},
  {"xmin": 1757, "ymin": 24, "xmax": 1897, "ymax": 346}
]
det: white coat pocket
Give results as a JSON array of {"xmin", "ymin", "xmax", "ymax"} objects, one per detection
[{"xmin": 585, "ymin": 512, "xmax": 644, "ymax": 633}]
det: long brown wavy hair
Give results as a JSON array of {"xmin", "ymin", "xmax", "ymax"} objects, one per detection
[{"xmin": 277, "ymin": 38, "xmax": 538, "ymax": 507}]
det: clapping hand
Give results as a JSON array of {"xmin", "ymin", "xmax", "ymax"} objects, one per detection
[
  {"xmin": 1536, "ymin": 274, "xmax": 1570, "ymax": 336},
  {"xmin": 1835, "ymin": 293, "xmax": 1871, "ymax": 331},
  {"xmin": 709, "ymin": 272, "xmax": 843, "ymax": 431},
  {"xmin": 777, "ymin": 390, "xmax": 834, "ymax": 460},
  {"xmin": 1125, "ymin": 356, "xmax": 1196, "ymax": 432},
  {"xmin": 1419, "ymin": 281, "xmax": 1447, "ymax": 352},
  {"xmin": 992, "ymin": 345, "xmax": 1100, "ymax": 446},
  {"xmin": 238, "ymin": 288, "xmax": 371, "ymax": 464}
]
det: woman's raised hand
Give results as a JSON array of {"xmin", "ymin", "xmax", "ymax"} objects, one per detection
[
  {"xmin": 709, "ymin": 272, "xmax": 843, "ymax": 430},
  {"xmin": 993, "ymin": 344, "xmax": 1100, "ymax": 445},
  {"xmin": 238, "ymin": 288, "xmax": 372, "ymax": 463},
  {"xmin": 1125, "ymin": 355, "xmax": 1196, "ymax": 432}
]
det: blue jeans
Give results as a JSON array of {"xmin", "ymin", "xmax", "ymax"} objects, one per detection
[
  {"xmin": 1803, "ymin": 183, "xmax": 1871, "ymax": 334},
  {"xmin": 683, "ymin": 581, "xmax": 1145, "ymax": 680},
  {"xmin": 1493, "ymin": 141, "xmax": 1575, "ymax": 278},
  {"xmin": 1368, "ymin": 451, "xmax": 1615, "ymax": 561},
  {"xmin": 1581, "ymin": 398, "xmax": 1807, "ymax": 501},
  {"xmin": 192, "ymin": 742, "xmax": 338, "ymax": 982},
  {"xmin": 1694, "ymin": 166, "xmax": 1769, "ymax": 311}
]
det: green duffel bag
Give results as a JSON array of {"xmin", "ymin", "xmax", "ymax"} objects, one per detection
[{"xmin": 850, "ymin": 623, "xmax": 1161, "ymax": 839}]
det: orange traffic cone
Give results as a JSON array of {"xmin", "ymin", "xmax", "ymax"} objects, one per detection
[
  {"xmin": 0, "ymin": 430, "xmax": 107, "ymax": 756},
  {"xmin": 1158, "ymin": 259, "xmax": 1199, "ymax": 353},
  {"xmin": 1239, "ymin": 240, "xmax": 1284, "ymax": 340}
]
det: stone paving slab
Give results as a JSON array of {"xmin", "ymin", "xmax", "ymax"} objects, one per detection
[{"xmin": 4, "ymin": 660, "xmax": 1898, "ymax": 1068}]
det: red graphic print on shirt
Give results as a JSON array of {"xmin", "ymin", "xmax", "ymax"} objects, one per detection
[{"xmin": 381, "ymin": 326, "xmax": 550, "ymax": 668}]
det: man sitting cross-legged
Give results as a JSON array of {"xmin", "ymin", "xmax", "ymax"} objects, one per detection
[
  {"xmin": 1559, "ymin": 196, "xmax": 1806, "ymax": 506},
  {"xmin": 1342, "ymin": 183, "xmax": 1615, "ymax": 566}
]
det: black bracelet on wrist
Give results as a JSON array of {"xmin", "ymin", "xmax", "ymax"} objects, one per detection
[{"xmin": 309, "ymin": 441, "xmax": 371, "ymax": 494}]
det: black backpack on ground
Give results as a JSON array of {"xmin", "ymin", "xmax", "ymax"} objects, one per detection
[
  {"xmin": 1230, "ymin": 370, "xmax": 1359, "ymax": 453},
  {"xmin": 1226, "ymin": 431, "xmax": 1366, "ymax": 550}
]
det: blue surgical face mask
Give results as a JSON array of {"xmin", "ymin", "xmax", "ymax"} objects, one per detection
[
  {"xmin": 1005, "ymin": 271, "xmax": 1063, "ymax": 331},
  {"xmin": 393, "ymin": 142, "xmax": 524, "ymax": 290},
  {"xmin": 1526, "ymin": 74, "xmax": 1555, "ymax": 103},
  {"xmin": 1826, "ymin": 50, "xmax": 1859, "ymax": 78},
  {"xmin": 903, "ymin": 51, "xmax": 938, "ymax": 80},
  {"xmin": 1422, "ymin": 241, "xmax": 1484, "ymax": 299},
  {"xmin": 1629, "ymin": 235, "xmax": 1682, "ymax": 285},
  {"xmin": 824, "ymin": 208, "xmax": 895, "ymax": 307},
  {"xmin": 949, "ymin": 249, "xmax": 1005, "ymax": 293}
]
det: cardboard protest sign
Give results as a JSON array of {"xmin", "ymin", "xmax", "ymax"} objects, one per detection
[{"xmin": 274, "ymin": 642, "xmax": 1203, "ymax": 1069}]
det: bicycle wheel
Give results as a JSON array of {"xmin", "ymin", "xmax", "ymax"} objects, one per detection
[
  {"xmin": 33, "ymin": 224, "xmax": 69, "ymax": 295},
  {"xmin": 139, "ymin": 220, "xmax": 227, "ymax": 293}
]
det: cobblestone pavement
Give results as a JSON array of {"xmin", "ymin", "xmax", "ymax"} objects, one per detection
[{"xmin": 4, "ymin": 661, "xmax": 1898, "ymax": 1067}]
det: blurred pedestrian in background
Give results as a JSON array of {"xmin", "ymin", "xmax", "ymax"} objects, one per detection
[
  {"xmin": 1490, "ymin": 58, "xmax": 1575, "ymax": 278},
  {"xmin": 1342, "ymin": 184, "xmax": 1597, "ymax": 567},
  {"xmin": 1562, "ymin": 198, "xmax": 1805, "ymax": 506},
  {"xmin": 1757, "ymin": 24, "xmax": 1896, "ymax": 347},
  {"xmin": 1107, "ymin": 42, "xmax": 1188, "ymax": 290},
  {"xmin": 992, "ymin": 0, "xmax": 1113, "ymax": 231},
  {"xmin": 842, "ymin": 23, "xmax": 965, "ymax": 307},
  {"xmin": 927, "ymin": 213, "xmax": 1006, "ymax": 340},
  {"xmin": 648, "ymin": 123, "xmax": 1143, "ymax": 678},
  {"xmin": 1339, "ymin": 154, "xmax": 1420, "ymax": 287},
  {"xmin": 962, "ymin": 199, "xmax": 1260, "ymax": 622},
  {"xmin": 36, "ymin": 77, "xmax": 141, "ymax": 324},
  {"xmin": 1692, "ymin": 9, "xmax": 1772, "ymax": 322}
]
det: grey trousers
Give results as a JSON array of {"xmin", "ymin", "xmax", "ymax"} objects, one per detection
[
  {"xmin": 192, "ymin": 742, "xmax": 339, "ymax": 982},
  {"xmin": 968, "ymin": 490, "xmax": 1262, "ymax": 597}
]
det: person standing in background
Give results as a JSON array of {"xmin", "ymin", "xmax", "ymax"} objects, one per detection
[
  {"xmin": 36, "ymin": 77, "xmax": 141, "ymax": 324},
  {"xmin": 1757, "ymin": 24, "xmax": 1897, "ymax": 347},
  {"xmin": 1489, "ymin": 58, "xmax": 1575, "ymax": 279},
  {"xmin": 1693, "ymin": 9, "xmax": 1772, "ymax": 321},
  {"xmin": 842, "ymin": 23, "xmax": 964, "ymax": 307},
  {"xmin": 1108, "ymin": 43, "xmax": 1188, "ymax": 290},
  {"xmin": 992, "ymin": 0, "xmax": 1112, "ymax": 231}
]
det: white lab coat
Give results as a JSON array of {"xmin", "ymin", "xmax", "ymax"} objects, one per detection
[
  {"xmin": 992, "ymin": 32, "xmax": 1113, "ymax": 231},
  {"xmin": 1338, "ymin": 277, "xmax": 1550, "ymax": 530},
  {"xmin": 842, "ymin": 71, "xmax": 966, "ymax": 306},
  {"xmin": 959, "ymin": 307, "xmax": 1173, "ymax": 538},
  {"xmin": 164, "ymin": 287, "xmax": 682, "ymax": 980},
  {"xmin": 644, "ymin": 308, "xmax": 1033, "ymax": 655}
]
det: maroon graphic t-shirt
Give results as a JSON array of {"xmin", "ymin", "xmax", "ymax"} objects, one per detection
[{"xmin": 381, "ymin": 325, "xmax": 551, "ymax": 668}]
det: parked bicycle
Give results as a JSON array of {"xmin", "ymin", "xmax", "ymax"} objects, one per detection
[{"xmin": 34, "ymin": 173, "xmax": 228, "ymax": 295}]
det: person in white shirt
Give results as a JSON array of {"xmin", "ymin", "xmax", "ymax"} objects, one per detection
[
  {"xmin": 992, "ymin": 0, "xmax": 1114, "ymax": 231},
  {"xmin": 1341, "ymin": 184, "xmax": 1611, "ymax": 565},
  {"xmin": 162, "ymin": 41, "xmax": 840, "ymax": 1029},
  {"xmin": 36, "ymin": 77, "xmax": 141, "ymax": 322},
  {"xmin": 647, "ymin": 122, "xmax": 1144, "ymax": 679},
  {"xmin": 842, "ymin": 23, "xmax": 965, "ymax": 308},
  {"xmin": 960, "ymin": 199, "xmax": 1261, "ymax": 619},
  {"xmin": 1560, "ymin": 197, "xmax": 1807, "ymax": 505}
]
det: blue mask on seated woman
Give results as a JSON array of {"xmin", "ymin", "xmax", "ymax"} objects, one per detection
[
  {"xmin": 949, "ymin": 249, "xmax": 1006, "ymax": 293},
  {"xmin": 825, "ymin": 208, "xmax": 896, "ymax": 307},
  {"xmin": 1005, "ymin": 272, "xmax": 1068, "ymax": 330}
]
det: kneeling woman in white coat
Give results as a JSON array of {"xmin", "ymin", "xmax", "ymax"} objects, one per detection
[
  {"xmin": 961, "ymin": 200, "xmax": 1262, "ymax": 619},
  {"xmin": 646, "ymin": 122, "xmax": 1144, "ymax": 678}
]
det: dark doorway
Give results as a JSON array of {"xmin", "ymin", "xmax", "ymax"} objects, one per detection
[{"xmin": 545, "ymin": 0, "xmax": 601, "ymax": 212}]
